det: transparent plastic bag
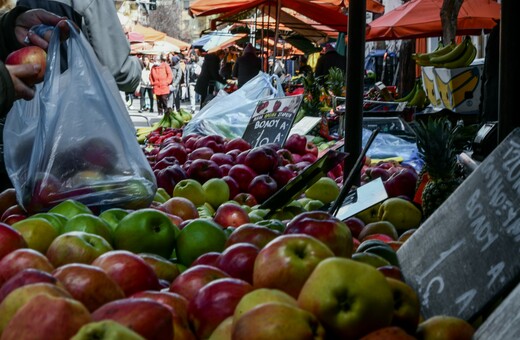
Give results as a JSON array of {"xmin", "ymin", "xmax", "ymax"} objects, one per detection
[
  {"xmin": 4, "ymin": 22, "xmax": 156, "ymax": 213},
  {"xmin": 183, "ymin": 72, "xmax": 285, "ymax": 138}
]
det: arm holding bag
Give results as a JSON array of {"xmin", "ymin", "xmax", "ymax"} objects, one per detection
[{"xmin": 3, "ymin": 22, "xmax": 156, "ymax": 213}]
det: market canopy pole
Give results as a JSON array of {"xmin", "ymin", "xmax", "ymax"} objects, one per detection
[{"xmin": 343, "ymin": 0, "xmax": 366, "ymax": 186}]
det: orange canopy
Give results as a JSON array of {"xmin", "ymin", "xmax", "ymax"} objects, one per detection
[
  {"xmin": 311, "ymin": 0, "xmax": 385, "ymax": 14},
  {"xmin": 189, "ymin": 0, "xmax": 349, "ymax": 33},
  {"xmin": 366, "ymin": 0, "xmax": 500, "ymax": 41},
  {"xmin": 131, "ymin": 24, "xmax": 167, "ymax": 42}
]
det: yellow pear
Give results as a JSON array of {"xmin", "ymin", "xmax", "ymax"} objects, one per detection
[
  {"xmin": 354, "ymin": 203, "xmax": 382, "ymax": 224},
  {"xmin": 378, "ymin": 197, "xmax": 422, "ymax": 231}
]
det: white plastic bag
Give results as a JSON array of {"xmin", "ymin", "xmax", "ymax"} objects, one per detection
[
  {"xmin": 183, "ymin": 72, "xmax": 285, "ymax": 138},
  {"xmin": 3, "ymin": 22, "xmax": 156, "ymax": 213}
]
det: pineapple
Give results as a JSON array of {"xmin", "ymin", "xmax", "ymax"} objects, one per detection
[
  {"xmin": 412, "ymin": 117, "xmax": 464, "ymax": 218},
  {"xmin": 325, "ymin": 67, "xmax": 346, "ymax": 97}
]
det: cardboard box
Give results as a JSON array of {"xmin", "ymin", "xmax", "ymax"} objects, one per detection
[
  {"xmin": 433, "ymin": 62, "xmax": 484, "ymax": 114},
  {"xmin": 421, "ymin": 66, "xmax": 441, "ymax": 107}
]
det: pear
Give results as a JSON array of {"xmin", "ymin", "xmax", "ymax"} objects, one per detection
[
  {"xmin": 354, "ymin": 202, "xmax": 382, "ymax": 224},
  {"xmin": 377, "ymin": 197, "xmax": 423, "ymax": 231},
  {"xmin": 71, "ymin": 320, "xmax": 145, "ymax": 340},
  {"xmin": 304, "ymin": 177, "xmax": 340, "ymax": 204},
  {"xmin": 358, "ymin": 220, "xmax": 399, "ymax": 241}
]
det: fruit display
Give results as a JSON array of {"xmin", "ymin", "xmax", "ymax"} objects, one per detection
[
  {"xmin": 412, "ymin": 36, "xmax": 477, "ymax": 69},
  {"xmin": 0, "ymin": 124, "xmax": 489, "ymax": 339}
]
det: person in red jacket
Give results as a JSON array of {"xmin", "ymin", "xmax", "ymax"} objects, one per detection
[{"xmin": 149, "ymin": 54, "xmax": 173, "ymax": 115}]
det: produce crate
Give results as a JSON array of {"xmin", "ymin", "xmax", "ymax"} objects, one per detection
[
  {"xmin": 433, "ymin": 61, "xmax": 484, "ymax": 114},
  {"xmin": 421, "ymin": 66, "xmax": 441, "ymax": 107}
]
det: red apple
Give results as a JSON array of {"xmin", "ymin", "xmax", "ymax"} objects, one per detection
[
  {"xmin": 300, "ymin": 152, "xmax": 318, "ymax": 163},
  {"xmin": 276, "ymin": 148, "xmax": 295, "ymax": 165},
  {"xmin": 210, "ymin": 152, "xmax": 234, "ymax": 166},
  {"xmin": 0, "ymin": 268, "xmax": 59, "ymax": 304},
  {"xmin": 155, "ymin": 143, "xmax": 188, "ymax": 164},
  {"xmin": 5, "ymin": 45, "xmax": 47, "ymax": 84},
  {"xmin": 228, "ymin": 164, "xmax": 257, "ymax": 192},
  {"xmin": 232, "ymin": 193, "xmax": 258, "ymax": 207},
  {"xmin": 216, "ymin": 243, "xmax": 259, "ymax": 284},
  {"xmin": 186, "ymin": 159, "xmax": 223, "ymax": 184},
  {"xmin": 91, "ymin": 250, "xmax": 160, "ymax": 296},
  {"xmin": 52, "ymin": 263, "xmax": 125, "ymax": 312},
  {"xmin": 305, "ymin": 141, "xmax": 319, "ymax": 157},
  {"xmin": 270, "ymin": 165, "xmax": 296, "ymax": 187},
  {"xmin": 193, "ymin": 135, "xmax": 225, "ymax": 153},
  {"xmin": 235, "ymin": 149, "xmax": 250, "ymax": 164},
  {"xmin": 155, "ymin": 164, "xmax": 188, "ymax": 194},
  {"xmin": 191, "ymin": 252, "xmax": 221, "ymax": 267},
  {"xmin": 222, "ymin": 175, "xmax": 240, "ymax": 200},
  {"xmin": 343, "ymin": 216, "xmax": 366, "ymax": 239},
  {"xmin": 189, "ymin": 277, "xmax": 253, "ymax": 339},
  {"xmin": 383, "ymin": 167, "xmax": 418, "ymax": 200},
  {"xmin": 284, "ymin": 211, "xmax": 353, "ymax": 258},
  {"xmin": 253, "ymin": 234, "xmax": 335, "ymax": 298},
  {"xmin": 213, "ymin": 202, "xmax": 250, "ymax": 228},
  {"xmin": 224, "ymin": 137, "xmax": 251, "ymax": 152},
  {"xmin": 284, "ymin": 134, "xmax": 307, "ymax": 155},
  {"xmin": 219, "ymin": 163, "xmax": 232, "ymax": 176},
  {"xmin": 130, "ymin": 290, "xmax": 197, "ymax": 340},
  {"xmin": 225, "ymin": 223, "xmax": 281, "ymax": 249},
  {"xmin": 152, "ymin": 156, "xmax": 179, "ymax": 171},
  {"xmin": 158, "ymin": 196, "xmax": 199, "ymax": 221},
  {"xmin": 168, "ymin": 264, "xmax": 229, "ymax": 302},
  {"xmin": 244, "ymin": 145, "xmax": 280, "ymax": 174},
  {"xmin": 0, "ymin": 248, "xmax": 54, "ymax": 284},
  {"xmin": 0, "ymin": 222, "xmax": 27, "ymax": 260},
  {"xmin": 1, "ymin": 294, "xmax": 91, "ymax": 340},
  {"xmin": 248, "ymin": 174, "xmax": 278, "ymax": 203},
  {"xmin": 92, "ymin": 297, "xmax": 173, "ymax": 340},
  {"xmin": 187, "ymin": 146, "xmax": 214, "ymax": 161}
]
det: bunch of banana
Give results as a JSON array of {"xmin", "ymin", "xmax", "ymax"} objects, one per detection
[
  {"xmin": 395, "ymin": 79, "xmax": 420, "ymax": 103},
  {"xmin": 136, "ymin": 125, "xmax": 158, "ymax": 144},
  {"xmin": 412, "ymin": 42, "xmax": 456, "ymax": 67},
  {"xmin": 412, "ymin": 36, "xmax": 476, "ymax": 69},
  {"xmin": 399, "ymin": 78, "xmax": 428, "ymax": 110}
]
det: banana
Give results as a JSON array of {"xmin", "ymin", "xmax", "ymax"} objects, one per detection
[
  {"xmin": 395, "ymin": 82, "xmax": 417, "ymax": 102},
  {"xmin": 439, "ymin": 39, "xmax": 476, "ymax": 69},
  {"xmin": 412, "ymin": 42, "xmax": 456, "ymax": 66},
  {"xmin": 407, "ymin": 85, "xmax": 426, "ymax": 109},
  {"xmin": 429, "ymin": 37, "xmax": 470, "ymax": 66}
]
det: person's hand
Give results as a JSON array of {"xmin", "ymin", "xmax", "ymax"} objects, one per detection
[
  {"xmin": 14, "ymin": 9, "xmax": 71, "ymax": 50},
  {"xmin": 5, "ymin": 63, "xmax": 42, "ymax": 100}
]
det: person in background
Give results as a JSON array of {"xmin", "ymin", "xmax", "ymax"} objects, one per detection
[
  {"xmin": 16, "ymin": 0, "xmax": 142, "ymax": 93},
  {"xmin": 232, "ymin": 43, "xmax": 261, "ymax": 88},
  {"xmin": 298, "ymin": 56, "xmax": 313, "ymax": 77},
  {"xmin": 150, "ymin": 54, "xmax": 172, "ymax": 116},
  {"xmin": 169, "ymin": 54, "xmax": 182, "ymax": 112},
  {"xmin": 315, "ymin": 43, "xmax": 346, "ymax": 84},
  {"xmin": 186, "ymin": 53, "xmax": 201, "ymax": 113},
  {"xmin": 139, "ymin": 56, "xmax": 153, "ymax": 113},
  {"xmin": 0, "ymin": 7, "xmax": 70, "ymax": 190},
  {"xmin": 195, "ymin": 49, "xmax": 226, "ymax": 108}
]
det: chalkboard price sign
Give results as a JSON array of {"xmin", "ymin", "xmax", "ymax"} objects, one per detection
[
  {"xmin": 242, "ymin": 95, "xmax": 303, "ymax": 148},
  {"xmin": 397, "ymin": 127, "xmax": 520, "ymax": 322}
]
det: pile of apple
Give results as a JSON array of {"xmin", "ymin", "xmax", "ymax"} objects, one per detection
[
  {"xmin": 0, "ymin": 186, "xmax": 476, "ymax": 339},
  {"xmin": 143, "ymin": 131, "xmax": 344, "ymax": 207}
]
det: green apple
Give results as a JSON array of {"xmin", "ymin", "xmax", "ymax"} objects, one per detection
[
  {"xmin": 304, "ymin": 199, "xmax": 325, "ymax": 211},
  {"xmin": 175, "ymin": 218, "xmax": 227, "ymax": 267},
  {"xmin": 297, "ymin": 257, "xmax": 394, "ymax": 339},
  {"xmin": 11, "ymin": 218, "xmax": 59, "ymax": 254},
  {"xmin": 385, "ymin": 277, "xmax": 421, "ymax": 333},
  {"xmin": 138, "ymin": 253, "xmax": 180, "ymax": 283},
  {"xmin": 173, "ymin": 179, "xmax": 206, "ymax": 207},
  {"xmin": 98, "ymin": 208, "xmax": 130, "ymax": 232},
  {"xmin": 202, "ymin": 178, "xmax": 230, "ymax": 209},
  {"xmin": 48, "ymin": 199, "xmax": 93, "ymax": 219},
  {"xmin": 378, "ymin": 197, "xmax": 423, "ymax": 231},
  {"xmin": 354, "ymin": 202, "xmax": 382, "ymax": 225},
  {"xmin": 46, "ymin": 231, "xmax": 113, "ymax": 267},
  {"xmin": 26, "ymin": 212, "xmax": 68, "ymax": 234},
  {"xmin": 71, "ymin": 320, "xmax": 145, "ymax": 340},
  {"xmin": 304, "ymin": 176, "xmax": 340, "ymax": 204},
  {"xmin": 62, "ymin": 214, "xmax": 113, "ymax": 245},
  {"xmin": 120, "ymin": 179, "xmax": 156, "ymax": 210},
  {"xmin": 113, "ymin": 209, "xmax": 178, "ymax": 259},
  {"xmin": 153, "ymin": 187, "xmax": 171, "ymax": 204},
  {"xmin": 233, "ymin": 288, "xmax": 297, "ymax": 324}
]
